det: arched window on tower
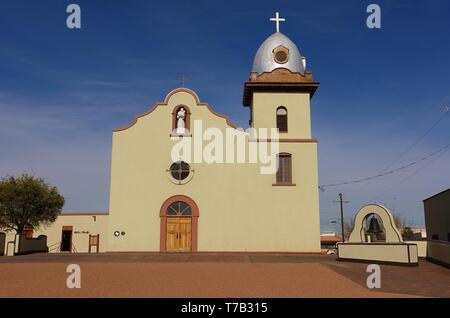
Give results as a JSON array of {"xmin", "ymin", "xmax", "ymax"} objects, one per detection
[{"xmin": 276, "ymin": 107, "xmax": 288, "ymax": 133}]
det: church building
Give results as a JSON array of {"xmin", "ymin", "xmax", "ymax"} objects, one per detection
[{"xmin": 3, "ymin": 13, "xmax": 321, "ymax": 254}]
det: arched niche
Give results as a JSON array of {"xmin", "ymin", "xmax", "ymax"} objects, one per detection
[
  {"xmin": 171, "ymin": 105, "xmax": 191, "ymax": 135},
  {"xmin": 348, "ymin": 204, "xmax": 403, "ymax": 243}
]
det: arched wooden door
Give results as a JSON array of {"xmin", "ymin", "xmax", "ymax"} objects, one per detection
[{"xmin": 160, "ymin": 195, "xmax": 199, "ymax": 252}]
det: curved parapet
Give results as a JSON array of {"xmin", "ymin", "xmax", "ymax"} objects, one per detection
[{"xmin": 114, "ymin": 87, "xmax": 238, "ymax": 133}]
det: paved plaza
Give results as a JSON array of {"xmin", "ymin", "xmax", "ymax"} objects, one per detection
[{"xmin": 0, "ymin": 253, "xmax": 448, "ymax": 297}]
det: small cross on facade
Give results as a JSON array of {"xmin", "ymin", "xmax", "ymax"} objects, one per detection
[
  {"xmin": 270, "ymin": 12, "xmax": 286, "ymax": 33},
  {"xmin": 180, "ymin": 74, "xmax": 188, "ymax": 87}
]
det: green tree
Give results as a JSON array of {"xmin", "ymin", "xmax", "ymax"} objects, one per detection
[{"xmin": 0, "ymin": 174, "xmax": 64, "ymax": 234}]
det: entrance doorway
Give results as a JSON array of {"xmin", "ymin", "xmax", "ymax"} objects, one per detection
[
  {"xmin": 160, "ymin": 195, "xmax": 199, "ymax": 253},
  {"xmin": 61, "ymin": 226, "xmax": 73, "ymax": 252},
  {"xmin": 23, "ymin": 228, "xmax": 33, "ymax": 239},
  {"xmin": 166, "ymin": 217, "xmax": 192, "ymax": 252}
]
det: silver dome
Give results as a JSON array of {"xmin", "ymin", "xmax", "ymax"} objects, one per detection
[{"xmin": 252, "ymin": 32, "xmax": 305, "ymax": 75}]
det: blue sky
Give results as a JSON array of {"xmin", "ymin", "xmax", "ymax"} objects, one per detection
[{"xmin": 0, "ymin": 0, "xmax": 449, "ymax": 231}]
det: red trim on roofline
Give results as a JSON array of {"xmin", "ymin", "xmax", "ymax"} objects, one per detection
[{"xmin": 113, "ymin": 87, "xmax": 238, "ymax": 132}]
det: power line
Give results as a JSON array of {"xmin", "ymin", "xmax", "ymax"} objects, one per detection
[
  {"xmin": 370, "ymin": 145, "xmax": 449, "ymax": 202},
  {"xmin": 352, "ymin": 105, "xmax": 449, "ymax": 194},
  {"xmin": 319, "ymin": 142, "xmax": 450, "ymax": 191},
  {"xmin": 380, "ymin": 106, "xmax": 449, "ymax": 172}
]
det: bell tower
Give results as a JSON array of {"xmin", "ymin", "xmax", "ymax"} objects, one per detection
[
  {"xmin": 242, "ymin": 13, "xmax": 321, "ymax": 252},
  {"xmin": 243, "ymin": 13, "xmax": 319, "ymax": 140}
]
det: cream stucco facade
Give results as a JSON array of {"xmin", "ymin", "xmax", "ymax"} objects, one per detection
[{"xmin": 107, "ymin": 88, "xmax": 320, "ymax": 253}]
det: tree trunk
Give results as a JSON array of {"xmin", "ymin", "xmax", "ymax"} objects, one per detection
[{"xmin": 17, "ymin": 225, "xmax": 25, "ymax": 235}]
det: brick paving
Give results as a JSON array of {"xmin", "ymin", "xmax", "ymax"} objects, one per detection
[{"xmin": 0, "ymin": 253, "xmax": 448, "ymax": 297}]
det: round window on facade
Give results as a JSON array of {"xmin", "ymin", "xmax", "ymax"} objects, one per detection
[{"xmin": 169, "ymin": 161, "xmax": 191, "ymax": 181}]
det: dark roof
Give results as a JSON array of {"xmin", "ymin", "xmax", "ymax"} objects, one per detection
[{"xmin": 423, "ymin": 188, "xmax": 450, "ymax": 202}]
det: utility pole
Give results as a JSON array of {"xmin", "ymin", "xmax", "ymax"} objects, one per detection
[{"xmin": 333, "ymin": 193, "xmax": 349, "ymax": 242}]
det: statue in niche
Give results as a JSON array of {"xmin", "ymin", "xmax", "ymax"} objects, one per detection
[{"xmin": 176, "ymin": 107, "xmax": 186, "ymax": 134}]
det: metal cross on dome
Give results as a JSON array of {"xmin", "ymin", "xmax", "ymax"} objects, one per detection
[{"xmin": 270, "ymin": 12, "xmax": 286, "ymax": 33}]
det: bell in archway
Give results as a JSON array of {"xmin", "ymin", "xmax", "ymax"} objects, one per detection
[{"xmin": 367, "ymin": 214, "xmax": 382, "ymax": 234}]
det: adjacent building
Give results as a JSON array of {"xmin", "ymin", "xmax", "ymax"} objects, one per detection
[
  {"xmin": 320, "ymin": 232, "xmax": 342, "ymax": 250},
  {"xmin": 423, "ymin": 188, "xmax": 450, "ymax": 267}
]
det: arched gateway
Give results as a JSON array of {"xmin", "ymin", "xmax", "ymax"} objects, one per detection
[{"xmin": 160, "ymin": 195, "xmax": 199, "ymax": 252}]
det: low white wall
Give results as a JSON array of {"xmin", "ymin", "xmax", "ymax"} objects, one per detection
[
  {"xmin": 338, "ymin": 243, "xmax": 418, "ymax": 264},
  {"xmin": 4, "ymin": 232, "xmax": 16, "ymax": 256},
  {"xmin": 405, "ymin": 240, "xmax": 427, "ymax": 257},
  {"xmin": 427, "ymin": 240, "xmax": 450, "ymax": 267}
]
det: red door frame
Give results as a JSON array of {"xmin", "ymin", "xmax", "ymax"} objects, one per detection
[
  {"xmin": 160, "ymin": 195, "xmax": 199, "ymax": 252},
  {"xmin": 61, "ymin": 226, "xmax": 73, "ymax": 252}
]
